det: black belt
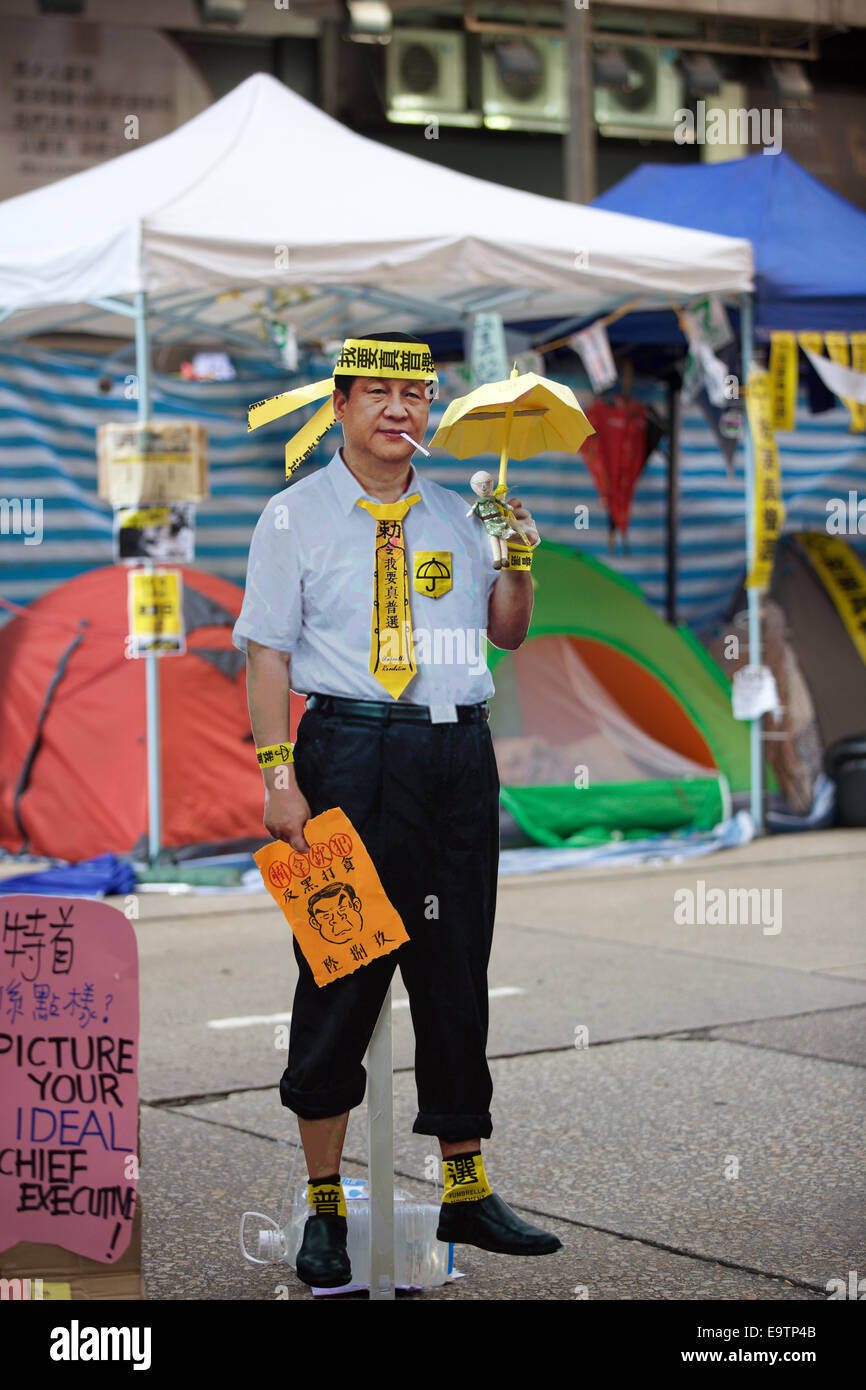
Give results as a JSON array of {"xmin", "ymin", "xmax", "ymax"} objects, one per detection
[{"xmin": 305, "ymin": 692, "xmax": 489, "ymax": 724}]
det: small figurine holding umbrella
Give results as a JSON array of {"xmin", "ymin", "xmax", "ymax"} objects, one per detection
[
  {"xmin": 433, "ymin": 364, "xmax": 595, "ymax": 569},
  {"xmin": 467, "ymin": 470, "xmax": 532, "ymax": 570}
]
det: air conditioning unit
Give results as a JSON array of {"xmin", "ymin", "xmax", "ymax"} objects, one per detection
[
  {"xmin": 594, "ymin": 47, "xmax": 685, "ymax": 140},
  {"xmin": 386, "ymin": 28, "xmax": 475, "ymax": 125},
  {"xmin": 700, "ymin": 81, "xmax": 748, "ymax": 164},
  {"xmin": 481, "ymin": 34, "xmax": 566, "ymax": 133}
]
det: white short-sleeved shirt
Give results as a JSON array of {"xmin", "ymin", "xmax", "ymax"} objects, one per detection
[{"xmin": 232, "ymin": 447, "xmax": 500, "ymax": 704}]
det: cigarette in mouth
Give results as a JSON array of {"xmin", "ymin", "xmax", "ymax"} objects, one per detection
[{"xmin": 398, "ymin": 432, "xmax": 430, "ymax": 456}]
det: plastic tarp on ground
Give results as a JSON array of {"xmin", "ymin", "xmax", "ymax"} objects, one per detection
[
  {"xmin": 593, "ymin": 151, "xmax": 866, "ymax": 332},
  {"xmin": 0, "ymin": 73, "xmax": 753, "ymax": 336},
  {"xmin": 487, "ymin": 540, "xmax": 769, "ymax": 847}
]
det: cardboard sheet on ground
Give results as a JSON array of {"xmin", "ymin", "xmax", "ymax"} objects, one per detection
[
  {"xmin": 255, "ymin": 809, "xmax": 408, "ymax": 987},
  {"xmin": 0, "ymin": 896, "xmax": 139, "ymax": 1265}
]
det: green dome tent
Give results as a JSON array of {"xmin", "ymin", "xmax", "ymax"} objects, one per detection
[{"xmin": 487, "ymin": 541, "xmax": 765, "ymax": 847}]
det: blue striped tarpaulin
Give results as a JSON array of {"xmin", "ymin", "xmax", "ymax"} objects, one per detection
[{"xmin": 1, "ymin": 343, "xmax": 864, "ymax": 631}]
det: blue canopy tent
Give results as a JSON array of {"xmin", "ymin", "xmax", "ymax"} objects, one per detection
[
  {"xmin": 592, "ymin": 150, "xmax": 866, "ymax": 336},
  {"xmin": 589, "ymin": 151, "xmax": 866, "ymax": 831}
]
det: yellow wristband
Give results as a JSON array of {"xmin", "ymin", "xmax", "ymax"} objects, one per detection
[
  {"xmin": 505, "ymin": 542, "xmax": 535, "ymax": 571},
  {"xmin": 256, "ymin": 742, "xmax": 294, "ymax": 768}
]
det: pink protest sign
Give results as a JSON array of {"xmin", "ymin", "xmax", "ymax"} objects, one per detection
[{"xmin": 0, "ymin": 896, "xmax": 139, "ymax": 1263}]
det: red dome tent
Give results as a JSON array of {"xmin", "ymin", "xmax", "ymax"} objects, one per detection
[{"xmin": 0, "ymin": 567, "xmax": 303, "ymax": 862}]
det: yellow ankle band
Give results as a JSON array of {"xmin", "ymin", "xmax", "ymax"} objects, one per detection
[
  {"xmin": 307, "ymin": 1180, "xmax": 347, "ymax": 1217},
  {"xmin": 441, "ymin": 1152, "xmax": 492, "ymax": 1204}
]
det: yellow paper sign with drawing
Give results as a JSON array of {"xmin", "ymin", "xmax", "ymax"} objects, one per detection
[{"xmin": 254, "ymin": 808, "xmax": 409, "ymax": 987}]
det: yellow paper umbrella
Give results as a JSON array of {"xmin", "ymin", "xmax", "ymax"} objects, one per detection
[{"xmin": 430, "ymin": 365, "xmax": 595, "ymax": 495}]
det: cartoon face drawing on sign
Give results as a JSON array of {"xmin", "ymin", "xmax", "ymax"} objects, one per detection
[{"xmin": 307, "ymin": 882, "xmax": 364, "ymax": 946}]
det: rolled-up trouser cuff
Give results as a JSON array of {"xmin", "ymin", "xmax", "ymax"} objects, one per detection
[
  {"xmin": 279, "ymin": 1066, "xmax": 367, "ymax": 1121},
  {"xmin": 413, "ymin": 1111, "xmax": 493, "ymax": 1143}
]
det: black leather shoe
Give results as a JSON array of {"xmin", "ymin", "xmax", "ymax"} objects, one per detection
[
  {"xmin": 295, "ymin": 1214, "xmax": 352, "ymax": 1288},
  {"xmin": 437, "ymin": 1193, "xmax": 562, "ymax": 1256}
]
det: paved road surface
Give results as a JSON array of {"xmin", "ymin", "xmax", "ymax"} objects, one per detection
[{"xmin": 115, "ymin": 827, "xmax": 865, "ymax": 1303}]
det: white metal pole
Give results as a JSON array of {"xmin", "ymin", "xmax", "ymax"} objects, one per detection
[
  {"xmin": 367, "ymin": 986, "xmax": 395, "ymax": 1300},
  {"xmin": 740, "ymin": 290, "xmax": 764, "ymax": 834},
  {"xmin": 134, "ymin": 289, "xmax": 162, "ymax": 862}
]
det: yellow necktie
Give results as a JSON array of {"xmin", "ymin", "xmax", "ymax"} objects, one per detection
[{"xmin": 356, "ymin": 494, "xmax": 421, "ymax": 700}]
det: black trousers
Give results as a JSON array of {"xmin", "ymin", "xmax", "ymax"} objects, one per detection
[{"xmin": 279, "ymin": 699, "xmax": 500, "ymax": 1142}]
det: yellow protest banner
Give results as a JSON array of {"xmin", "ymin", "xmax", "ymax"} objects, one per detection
[
  {"xmin": 795, "ymin": 532, "xmax": 866, "ymax": 667},
  {"xmin": 744, "ymin": 370, "xmax": 785, "ymax": 590},
  {"xmin": 126, "ymin": 569, "xmax": 185, "ymax": 656},
  {"xmin": 768, "ymin": 331, "xmax": 797, "ymax": 432},
  {"xmin": 255, "ymin": 808, "xmax": 409, "ymax": 987},
  {"xmin": 850, "ymin": 333, "xmax": 866, "ymax": 433},
  {"xmin": 824, "ymin": 332, "xmax": 866, "ymax": 433},
  {"xmin": 797, "ymin": 331, "xmax": 823, "ymax": 355}
]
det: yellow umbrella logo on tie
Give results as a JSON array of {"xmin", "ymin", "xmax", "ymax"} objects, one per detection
[{"xmin": 430, "ymin": 365, "xmax": 595, "ymax": 499}]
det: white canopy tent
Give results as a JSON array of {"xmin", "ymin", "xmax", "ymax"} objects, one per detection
[
  {"xmin": 0, "ymin": 72, "xmax": 754, "ymax": 333},
  {"xmin": 0, "ymin": 71, "xmax": 764, "ymax": 849}
]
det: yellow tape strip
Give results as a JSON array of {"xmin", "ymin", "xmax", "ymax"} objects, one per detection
[
  {"xmin": 745, "ymin": 370, "xmax": 785, "ymax": 591},
  {"xmin": 248, "ymin": 377, "xmax": 334, "ymax": 431},
  {"xmin": 850, "ymin": 333, "xmax": 866, "ymax": 433},
  {"xmin": 796, "ymin": 533, "xmax": 866, "ymax": 667},
  {"xmin": 769, "ymin": 330, "xmax": 797, "ymax": 432},
  {"xmin": 825, "ymin": 332, "xmax": 866, "ymax": 432},
  {"xmin": 285, "ymin": 399, "xmax": 337, "ymax": 479}
]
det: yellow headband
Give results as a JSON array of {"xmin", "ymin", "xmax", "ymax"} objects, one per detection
[{"xmin": 248, "ymin": 338, "xmax": 437, "ymax": 479}]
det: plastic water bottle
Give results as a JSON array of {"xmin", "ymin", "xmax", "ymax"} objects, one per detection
[{"xmin": 241, "ymin": 1176, "xmax": 452, "ymax": 1289}]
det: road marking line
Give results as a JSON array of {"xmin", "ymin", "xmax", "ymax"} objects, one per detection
[{"xmin": 207, "ymin": 985, "xmax": 524, "ymax": 1030}]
